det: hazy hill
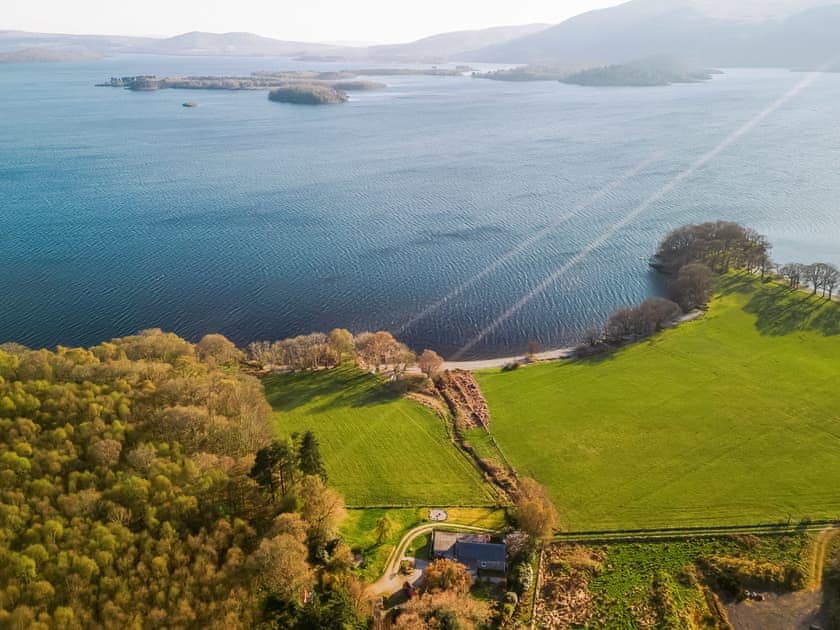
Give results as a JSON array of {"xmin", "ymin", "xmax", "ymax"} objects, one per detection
[
  {"xmin": 142, "ymin": 31, "xmax": 343, "ymax": 57},
  {"xmin": 0, "ymin": 30, "xmax": 153, "ymax": 54},
  {"xmin": 5, "ymin": 2, "xmax": 840, "ymax": 68},
  {"xmin": 0, "ymin": 46, "xmax": 104, "ymax": 63},
  {"xmin": 0, "ymin": 24, "xmax": 551, "ymax": 62},
  {"xmin": 0, "ymin": 30, "xmax": 344, "ymax": 58},
  {"xmin": 467, "ymin": 0, "xmax": 840, "ymax": 67},
  {"xmin": 366, "ymin": 23, "xmax": 550, "ymax": 62}
]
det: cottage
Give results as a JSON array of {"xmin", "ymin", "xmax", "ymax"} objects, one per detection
[
  {"xmin": 455, "ymin": 541, "xmax": 507, "ymax": 583},
  {"xmin": 432, "ymin": 531, "xmax": 491, "ymax": 559},
  {"xmin": 430, "ymin": 531, "xmax": 506, "ymax": 583}
]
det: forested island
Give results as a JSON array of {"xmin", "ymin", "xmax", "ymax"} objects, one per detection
[
  {"xmin": 95, "ymin": 68, "xmax": 465, "ymax": 94},
  {"xmin": 268, "ymin": 84, "xmax": 349, "ymax": 105},
  {"xmin": 474, "ymin": 65, "xmax": 574, "ymax": 82},
  {"xmin": 561, "ymin": 59, "xmax": 719, "ymax": 87},
  {"xmin": 476, "ymin": 57, "xmax": 720, "ymax": 87}
]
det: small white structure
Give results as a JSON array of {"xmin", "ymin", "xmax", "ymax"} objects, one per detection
[{"xmin": 429, "ymin": 509, "xmax": 448, "ymax": 522}]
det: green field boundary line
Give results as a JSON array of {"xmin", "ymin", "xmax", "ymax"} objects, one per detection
[
  {"xmin": 529, "ymin": 548, "xmax": 543, "ymax": 630},
  {"xmin": 554, "ymin": 519, "xmax": 840, "ymax": 544},
  {"xmin": 484, "ymin": 431, "xmax": 519, "ymax": 482},
  {"xmin": 344, "ymin": 504, "xmax": 499, "ymax": 510}
]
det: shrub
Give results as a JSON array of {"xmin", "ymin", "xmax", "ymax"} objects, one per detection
[
  {"xmin": 604, "ymin": 298, "xmax": 681, "ymax": 343},
  {"xmin": 513, "ymin": 562, "xmax": 534, "ymax": 595}
]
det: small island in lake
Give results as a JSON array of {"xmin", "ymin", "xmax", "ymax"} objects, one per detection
[
  {"xmin": 96, "ymin": 67, "xmax": 468, "ymax": 96},
  {"xmin": 268, "ymin": 84, "xmax": 349, "ymax": 105},
  {"xmin": 561, "ymin": 58, "xmax": 720, "ymax": 87},
  {"xmin": 96, "ymin": 72, "xmax": 384, "ymax": 106},
  {"xmin": 475, "ymin": 64, "xmax": 575, "ymax": 82},
  {"xmin": 476, "ymin": 57, "xmax": 720, "ymax": 87}
]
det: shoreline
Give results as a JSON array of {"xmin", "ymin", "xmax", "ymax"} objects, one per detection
[
  {"xmin": 442, "ymin": 310, "xmax": 705, "ymax": 372},
  {"xmin": 442, "ymin": 346, "xmax": 577, "ymax": 371}
]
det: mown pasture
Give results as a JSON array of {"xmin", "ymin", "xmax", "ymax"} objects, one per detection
[
  {"xmin": 477, "ymin": 275, "xmax": 840, "ymax": 531},
  {"xmin": 266, "ymin": 366, "xmax": 495, "ymax": 507}
]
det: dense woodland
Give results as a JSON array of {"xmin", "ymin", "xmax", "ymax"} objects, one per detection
[{"xmin": 0, "ymin": 330, "xmax": 367, "ymax": 629}]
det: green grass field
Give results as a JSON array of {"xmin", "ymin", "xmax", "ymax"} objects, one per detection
[
  {"xmin": 266, "ymin": 366, "xmax": 494, "ymax": 507},
  {"xmin": 477, "ymin": 275, "xmax": 840, "ymax": 531}
]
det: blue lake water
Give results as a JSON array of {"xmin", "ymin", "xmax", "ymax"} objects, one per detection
[{"xmin": 1, "ymin": 56, "xmax": 839, "ymax": 358}]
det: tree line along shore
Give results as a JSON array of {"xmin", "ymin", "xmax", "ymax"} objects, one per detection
[{"xmin": 239, "ymin": 221, "xmax": 838, "ymax": 374}]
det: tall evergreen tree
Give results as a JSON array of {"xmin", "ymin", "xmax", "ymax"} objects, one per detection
[
  {"xmin": 250, "ymin": 440, "xmax": 299, "ymax": 499},
  {"xmin": 250, "ymin": 445, "xmax": 279, "ymax": 496},
  {"xmin": 298, "ymin": 431, "xmax": 327, "ymax": 481}
]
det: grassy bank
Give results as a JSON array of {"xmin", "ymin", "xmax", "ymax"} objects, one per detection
[
  {"xmin": 477, "ymin": 274, "xmax": 840, "ymax": 531},
  {"xmin": 266, "ymin": 365, "xmax": 494, "ymax": 506}
]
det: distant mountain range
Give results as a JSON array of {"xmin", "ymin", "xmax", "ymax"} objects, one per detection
[
  {"xmin": 3, "ymin": 0, "xmax": 840, "ymax": 70},
  {"xmin": 363, "ymin": 24, "xmax": 549, "ymax": 62},
  {"xmin": 466, "ymin": 0, "xmax": 840, "ymax": 68},
  {"xmin": 0, "ymin": 24, "xmax": 549, "ymax": 64},
  {"xmin": 0, "ymin": 30, "xmax": 349, "ymax": 59}
]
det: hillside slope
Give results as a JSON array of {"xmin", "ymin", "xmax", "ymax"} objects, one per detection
[
  {"xmin": 367, "ymin": 23, "xmax": 550, "ymax": 62},
  {"xmin": 468, "ymin": 0, "xmax": 840, "ymax": 67}
]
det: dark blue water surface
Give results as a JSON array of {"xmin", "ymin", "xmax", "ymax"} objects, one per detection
[{"xmin": 1, "ymin": 56, "xmax": 838, "ymax": 358}]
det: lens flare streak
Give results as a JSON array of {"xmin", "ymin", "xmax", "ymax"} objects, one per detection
[{"xmin": 451, "ymin": 69, "xmax": 826, "ymax": 360}]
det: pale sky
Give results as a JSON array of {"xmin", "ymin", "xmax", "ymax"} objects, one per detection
[{"xmin": 4, "ymin": 0, "xmax": 627, "ymax": 44}]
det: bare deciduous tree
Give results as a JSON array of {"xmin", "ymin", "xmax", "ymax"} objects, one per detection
[
  {"xmin": 417, "ymin": 349, "xmax": 444, "ymax": 378},
  {"xmin": 779, "ymin": 263, "xmax": 805, "ymax": 289},
  {"xmin": 327, "ymin": 328, "xmax": 355, "ymax": 362},
  {"xmin": 673, "ymin": 263, "xmax": 715, "ymax": 311},
  {"xmin": 196, "ymin": 334, "xmax": 241, "ymax": 367},
  {"xmin": 355, "ymin": 331, "xmax": 415, "ymax": 375},
  {"xmin": 515, "ymin": 478, "xmax": 560, "ymax": 542}
]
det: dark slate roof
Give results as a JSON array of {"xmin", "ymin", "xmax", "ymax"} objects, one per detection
[
  {"xmin": 455, "ymin": 542, "xmax": 506, "ymax": 572},
  {"xmin": 433, "ymin": 532, "xmax": 493, "ymax": 558}
]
